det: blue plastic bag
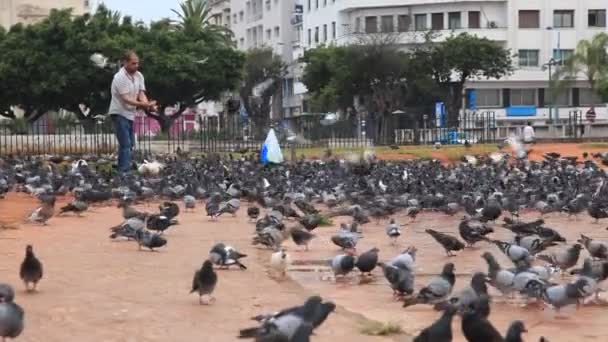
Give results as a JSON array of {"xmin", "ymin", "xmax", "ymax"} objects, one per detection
[{"xmin": 260, "ymin": 129, "xmax": 283, "ymax": 164}]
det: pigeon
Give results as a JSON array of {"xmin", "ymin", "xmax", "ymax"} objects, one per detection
[
  {"xmin": 27, "ymin": 196, "xmax": 55, "ymax": 225},
  {"xmin": 459, "ymin": 218, "xmax": 493, "ymax": 247},
  {"xmin": 331, "ymin": 226, "xmax": 361, "ymax": 251},
  {"xmin": 146, "ymin": 214, "xmax": 178, "ymax": 234},
  {"xmin": 513, "ymin": 235, "xmax": 558, "ymax": 255},
  {"xmin": 135, "ymin": 229, "xmax": 167, "ymax": 251},
  {"xmin": 290, "ymin": 228, "xmax": 315, "ymax": 251},
  {"xmin": 270, "ymin": 249, "xmax": 291, "ymax": 277},
  {"xmin": 588, "ymin": 201, "xmax": 608, "ymax": 223},
  {"xmin": 578, "ymin": 234, "xmax": 608, "ymax": 260},
  {"xmin": 238, "ymin": 296, "xmax": 326, "ymax": 340},
  {"xmin": 480, "ymin": 200, "xmax": 502, "ymax": 223},
  {"xmin": 118, "ymin": 200, "xmax": 149, "ymax": 220},
  {"xmin": 19, "ymin": 245, "xmax": 43, "ymax": 291},
  {"xmin": 425, "ymin": 229, "xmax": 465, "ymax": 256},
  {"xmin": 413, "ymin": 305, "xmax": 457, "ymax": 342},
  {"xmin": 481, "ymin": 252, "xmax": 515, "ymax": 296},
  {"xmin": 247, "ymin": 206, "xmax": 260, "ymax": 221},
  {"xmin": 331, "ymin": 253, "xmax": 356, "ymax": 277},
  {"xmin": 294, "ymin": 199, "xmax": 319, "ymax": 215},
  {"xmin": 385, "ymin": 218, "xmax": 402, "ymax": 244},
  {"xmin": 159, "ymin": 201, "xmax": 180, "ymax": 220},
  {"xmin": 525, "ymin": 278, "xmax": 588, "ymax": 311},
  {"xmin": 355, "ymin": 247, "xmax": 379, "ymax": 275},
  {"xmin": 491, "ymin": 240, "xmax": 533, "ymax": 265},
  {"xmin": 378, "ymin": 259, "xmax": 415, "ymax": 297},
  {"xmin": 435, "ymin": 272, "xmax": 488, "ymax": 313},
  {"xmin": 183, "ymin": 195, "xmax": 196, "ymax": 212},
  {"xmin": 502, "ymin": 218, "xmax": 544, "ymax": 235},
  {"xmin": 216, "ymin": 198, "xmax": 240, "ymax": 217},
  {"xmin": 388, "ymin": 246, "xmax": 417, "ymax": 270},
  {"xmin": 0, "ymin": 284, "xmax": 14, "ymax": 304},
  {"xmin": 504, "ymin": 321, "xmax": 528, "ymax": 342},
  {"xmin": 0, "ymin": 297, "xmax": 24, "ymax": 341},
  {"xmin": 58, "ymin": 199, "xmax": 88, "ymax": 216},
  {"xmin": 537, "ymin": 244, "xmax": 583, "ymax": 273},
  {"xmin": 298, "ymin": 214, "xmax": 323, "ymax": 232},
  {"xmin": 191, "ymin": 260, "xmax": 218, "ymax": 305},
  {"xmin": 206, "ymin": 193, "xmax": 222, "ymax": 218},
  {"xmin": 461, "ymin": 296, "xmax": 503, "ymax": 342},
  {"xmin": 109, "ymin": 217, "xmax": 145, "ymax": 240},
  {"xmin": 209, "ymin": 243, "xmax": 248, "ymax": 270},
  {"xmin": 404, "ymin": 263, "xmax": 455, "ymax": 307}
]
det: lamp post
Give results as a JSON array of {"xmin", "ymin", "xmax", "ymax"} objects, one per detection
[{"xmin": 543, "ymin": 57, "xmax": 561, "ymax": 124}]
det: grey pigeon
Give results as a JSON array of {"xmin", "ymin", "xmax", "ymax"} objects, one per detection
[
  {"xmin": 578, "ymin": 234, "xmax": 608, "ymax": 260},
  {"xmin": 290, "ymin": 228, "xmax": 315, "ymax": 251},
  {"xmin": 491, "ymin": 240, "xmax": 533, "ymax": 265},
  {"xmin": 0, "ymin": 284, "xmax": 14, "ymax": 304},
  {"xmin": 183, "ymin": 195, "xmax": 196, "ymax": 212},
  {"xmin": 209, "ymin": 243, "xmax": 248, "ymax": 270},
  {"xmin": 481, "ymin": 252, "xmax": 515, "ymax": 296},
  {"xmin": 385, "ymin": 218, "xmax": 401, "ymax": 244},
  {"xmin": 19, "ymin": 245, "xmax": 43, "ymax": 291},
  {"xmin": 425, "ymin": 229, "xmax": 465, "ymax": 256},
  {"xmin": 191, "ymin": 260, "xmax": 218, "ymax": 305},
  {"xmin": 504, "ymin": 320, "xmax": 528, "ymax": 342},
  {"xmin": 331, "ymin": 253, "xmax": 356, "ymax": 277},
  {"xmin": 537, "ymin": 243, "xmax": 583, "ymax": 273},
  {"xmin": 134, "ymin": 229, "xmax": 167, "ymax": 251},
  {"xmin": 216, "ymin": 198, "xmax": 240, "ymax": 217},
  {"xmin": 459, "ymin": 218, "xmax": 493, "ymax": 247},
  {"xmin": 513, "ymin": 235, "xmax": 558, "ymax": 255},
  {"xmin": 378, "ymin": 261, "xmax": 415, "ymax": 297},
  {"xmin": 330, "ymin": 227, "xmax": 361, "ymax": 251},
  {"xmin": 525, "ymin": 278, "xmax": 588, "ymax": 311},
  {"xmin": 461, "ymin": 296, "xmax": 503, "ymax": 342},
  {"xmin": 404, "ymin": 263, "xmax": 455, "ymax": 307},
  {"xmin": 0, "ymin": 298, "xmax": 24, "ymax": 341},
  {"xmin": 59, "ymin": 199, "xmax": 88, "ymax": 216},
  {"xmin": 435, "ymin": 272, "xmax": 488, "ymax": 313}
]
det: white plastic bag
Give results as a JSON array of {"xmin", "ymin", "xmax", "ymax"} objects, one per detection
[{"xmin": 260, "ymin": 128, "xmax": 283, "ymax": 164}]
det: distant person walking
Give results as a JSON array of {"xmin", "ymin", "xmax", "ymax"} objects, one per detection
[
  {"xmin": 108, "ymin": 50, "xmax": 157, "ymax": 175},
  {"xmin": 522, "ymin": 121, "xmax": 535, "ymax": 144}
]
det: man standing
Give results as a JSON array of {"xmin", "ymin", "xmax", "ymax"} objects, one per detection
[{"xmin": 108, "ymin": 50, "xmax": 157, "ymax": 174}]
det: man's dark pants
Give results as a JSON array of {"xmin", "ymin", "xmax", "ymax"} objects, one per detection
[{"xmin": 111, "ymin": 114, "xmax": 134, "ymax": 174}]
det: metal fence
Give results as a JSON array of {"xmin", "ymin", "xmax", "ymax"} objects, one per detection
[{"xmin": 0, "ymin": 111, "xmax": 502, "ymax": 156}]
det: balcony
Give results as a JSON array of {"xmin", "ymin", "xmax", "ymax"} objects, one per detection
[
  {"xmin": 339, "ymin": 0, "xmax": 506, "ymax": 11},
  {"xmin": 341, "ymin": 26, "xmax": 507, "ymax": 46}
]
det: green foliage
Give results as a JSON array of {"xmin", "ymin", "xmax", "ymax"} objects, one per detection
[
  {"xmin": 553, "ymin": 32, "xmax": 608, "ymax": 101},
  {"xmin": 171, "ymin": 0, "xmax": 233, "ymax": 45},
  {"xmin": 0, "ymin": 3, "xmax": 244, "ymax": 133}
]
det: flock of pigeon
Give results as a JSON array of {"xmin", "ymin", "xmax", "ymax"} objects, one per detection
[{"xmin": 1, "ymin": 147, "xmax": 608, "ymax": 341}]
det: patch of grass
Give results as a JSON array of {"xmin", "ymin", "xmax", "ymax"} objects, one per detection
[
  {"xmin": 580, "ymin": 143, "xmax": 608, "ymax": 149},
  {"xmin": 360, "ymin": 321, "xmax": 404, "ymax": 336},
  {"xmin": 318, "ymin": 215, "xmax": 333, "ymax": 227}
]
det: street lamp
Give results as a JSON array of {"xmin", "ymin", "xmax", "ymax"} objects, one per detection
[{"xmin": 542, "ymin": 57, "xmax": 561, "ymax": 123}]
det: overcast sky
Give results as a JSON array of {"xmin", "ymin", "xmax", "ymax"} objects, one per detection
[{"xmin": 97, "ymin": 0, "xmax": 182, "ymax": 24}]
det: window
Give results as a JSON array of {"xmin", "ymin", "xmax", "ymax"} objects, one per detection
[
  {"xmin": 398, "ymin": 15, "xmax": 410, "ymax": 32},
  {"xmin": 239, "ymin": 11, "xmax": 244, "ymax": 22},
  {"xmin": 315, "ymin": 26, "xmax": 319, "ymax": 43},
  {"xmin": 332, "ymin": 21, "xmax": 336, "ymax": 39},
  {"xmin": 365, "ymin": 16, "xmax": 378, "ymax": 33},
  {"xmin": 323, "ymin": 24, "xmax": 327, "ymax": 41},
  {"xmin": 552, "ymin": 89, "xmax": 570, "ymax": 107},
  {"xmin": 553, "ymin": 49, "xmax": 574, "ymax": 64},
  {"xmin": 265, "ymin": 0, "xmax": 270, "ymax": 11},
  {"xmin": 511, "ymin": 89, "xmax": 536, "ymax": 106},
  {"xmin": 307, "ymin": 28, "xmax": 311, "ymax": 45},
  {"xmin": 589, "ymin": 10, "xmax": 606, "ymax": 27},
  {"xmin": 414, "ymin": 14, "xmax": 427, "ymax": 31},
  {"xmin": 580, "ymin": 88, "xmax": 603, "ymax": 105},
  {"xmin": 468, "ymin": 11, "xmax": 480, "ymax": 28},
  {"xmin": 323, "ymin": 0, "xmax": 327, "ymax": 6},
  {"xmin": 431, "ymin": 13, "xmax": 444, "ymax": 30},
  {"xmin": 307, "ymin": 0, "xmax": 311, "ymax": 11},
  {"xmin": 553, "ymin": 10, "xmax": 574, "ymax": 28},
  {"xmin": 448, "ymin": 12, "xmax": 461, "ymax": 29},
  {"xmin": 266, "ymin": 29, "xmax": 272, "ymax": 40},
  {"xmin": 315, "ymin": 0, "xmax": 318, "ymax": 9},
  {"xmin": 233, "ymin": 14, "xmax": 237, "ymax": 24},
  {"xmin": 381, "ymin": 15, "xmax": 394, "ymax": 32},
  {"xmin": 476, "ymin": 89, "xmax": 501, "ymax": 108},
  {"xmin": 519, "ymin": 10, "xmax": 540, "ymax": 28},
  {"xmin": 274, "ymin": 26, "xmax": 280, "ymax": 37},
  {"xmin": 518, "ymin": 49, "xmax": 539, "ymax": 67},
  {"xmin": 239, "ymin": 38, "xmax": 245, "ymax": 47},
  {"xmin": 355, "ymin": 17, "xmax": 361, "ymax": 32}
]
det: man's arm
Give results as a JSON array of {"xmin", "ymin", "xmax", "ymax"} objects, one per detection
[
  {"xmin": 115, "ymin": 75, "xmax": 151, "ymax": 109},
  {"xmin": 136, "ymin": 74, "xmax": 156, "ymax": 110}
]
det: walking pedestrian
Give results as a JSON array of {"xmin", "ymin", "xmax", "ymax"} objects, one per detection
[
  {"xmin": 108, "ymin": 50, "xmax": 157, "ymax": 175},
  {"xmin": 522, "ymin": 121, "xmax": 535, "ymax": 144}
]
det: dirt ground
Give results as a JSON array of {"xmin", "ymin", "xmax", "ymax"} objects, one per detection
[{"xmin": 3, "ymin": 193, "xmax": 608, "ymax": 342}]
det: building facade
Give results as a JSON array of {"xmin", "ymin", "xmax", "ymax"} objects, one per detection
[
  {"xmin": 209, "ymin": 0, "xmax": 231, "ymax": 28},
  {"xmin": 300, "ymin": 0, "xmax": 608, "ymax": 123},
  {"xmin": 0, "ymin": 0, "xmax": 90, "ymax": 28}
]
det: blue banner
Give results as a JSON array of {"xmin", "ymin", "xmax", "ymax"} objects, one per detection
[{"xmin": 435, "ymin": 102, "xmax": 445, "ymax": 128}]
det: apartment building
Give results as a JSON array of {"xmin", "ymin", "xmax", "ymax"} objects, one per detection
[
  {"xmin": 300, "ymin": 0, "xmax": 608, "ymax": 123},
  {"xmin": 209, "ymin": 0, "xmax": 231, "ymax": 28},
  {"xmin": 0, "ymin": 0, "xmax": 90, "ymax": 28}
]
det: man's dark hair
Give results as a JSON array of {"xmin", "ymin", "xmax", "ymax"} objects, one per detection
[
  {"xmin": 122, "ymin": 50, "xmax": 138, "ymax": 63},
  {"xmin": 527, "ymin": 121, "xmax": 532, "ymax": 126}
]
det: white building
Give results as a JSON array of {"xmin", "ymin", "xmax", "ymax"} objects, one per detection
[
  {"xmin": 209, "ymin": 0, "xmax": 231, "ymax": 28},
  {"xmin": 299, "ymin": 0, "xmax": 608, "ymax": 123},
  {"xmin": 0, "ymin": 0, "xmax": 91, "ymax": 28}
]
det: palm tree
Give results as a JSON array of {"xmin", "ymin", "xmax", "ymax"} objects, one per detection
[
  {"xmin": 172, "ymin": 0, "xmax": 233, "ymax": 45},
  {"xmin": 553, "ymin": 32, "xmax": 608, "ymax": 99}
]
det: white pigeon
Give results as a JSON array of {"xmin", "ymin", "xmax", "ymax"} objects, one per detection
[
  {"xmin": 270, "ymin": 249, "xmax": 291, "ymax": 277},
  {"xmin": 137, "ymin": 160, "xmax": 164, "ymax": 176}
]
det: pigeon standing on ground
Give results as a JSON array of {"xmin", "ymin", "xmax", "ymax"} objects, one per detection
[
  {"xmin": 191, "ymin": 260, "xmax": 218, "ymax": 305},
  {"xmin": 331, "ymin": 253, "xmax": 357, "ymax": 278},
  {"xmin": 525, "ymin": 278, "xmax": 588, "ymax": 312},
  {"xmin": 59, "ymin": 199, "xmax": 89, "ymax": 216},
  {"xmin": 481, "ymin": 252, "xmax": 515, "ymax": 296},
  {"xmin": 270, "ymin": 249, "xmax": 291, "ymax": 277},
  {"xmin": 537, "ymin": 244, "xmax": 583, "ymax": 273},
  {"xmin": 290, "ymin": 228, "xmax": 316, "ymax": 251},
  {"xmin": 146, "ymin": 214, "xmax": 178, "ymax": 235},
  {"xmin": 425, "ymin": 229, "xmax": 465, "ymax": 256},
  {"xmin": 183, "ymin": 195, "xmax": 196, "ymax": 212},
  {"xmin": 135, "ymin": 229, "xmax": 167, "ymax": 251},
  {"xmin": 19, "ymin": 245, "xmax": 43, "ymax": 292},
  {"xmin": 435, "ymin": 272, "xmax": 489, "ymax": 313},
  {"xmin": 461, "ymin": 296, "xmax": 503, "ymax": 342},
  {"xmin": 459, "ymin": 218, "xmax": 493, "ymax": 247},
  {"xmin": 413, "ymin": 305, "xmax": 457, "ymax": 342},
  {"xmin": 0, "ymin": 284, "xmax": 14, "ymax": 304},
  {"xmin": 355, "ymin": 247, "xmax": 379, "ymax": 276},
  {"xmin": 404, "ymin": 263, "xmax": 455, "ymax": 307},
  {"xmin": 27, "ymin": 196, "xmax": 55, "ymax": 225},
  {"xmin": 578, "ymin": 234, "xmax": 608, "ymax": 260},
  {"xmin": 385, "ymin": 218, "xmax": 402, "ymax": 245},
  {"xmin": 209, "ymin": 243, "xmax": 248, "ymax": 270},
  {"xmin": 0, "ymin": 284, "xmax": 24, "ymax": 341},
  {"xmin": 491, "ymin": 240, "xmax": 533, "ymax": 264},
  {"xmin": 247, "ymin": 206, "xmax": 260, "ymax": 221}
]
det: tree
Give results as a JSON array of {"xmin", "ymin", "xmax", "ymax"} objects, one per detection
[
  {"xmin": 553, "ymin": 32, "xmax": 608, "ymax": 102},
  {"xmin": 172, "ymin": 0, "xmax": 233, "ymax": 45},
  {"xmin": 239, "ymin": 48, "xmax": 285, "ymax": 135},
  {"xmin": 416, "ymin": 33, "xmax": 513, "ymax": 125}
]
